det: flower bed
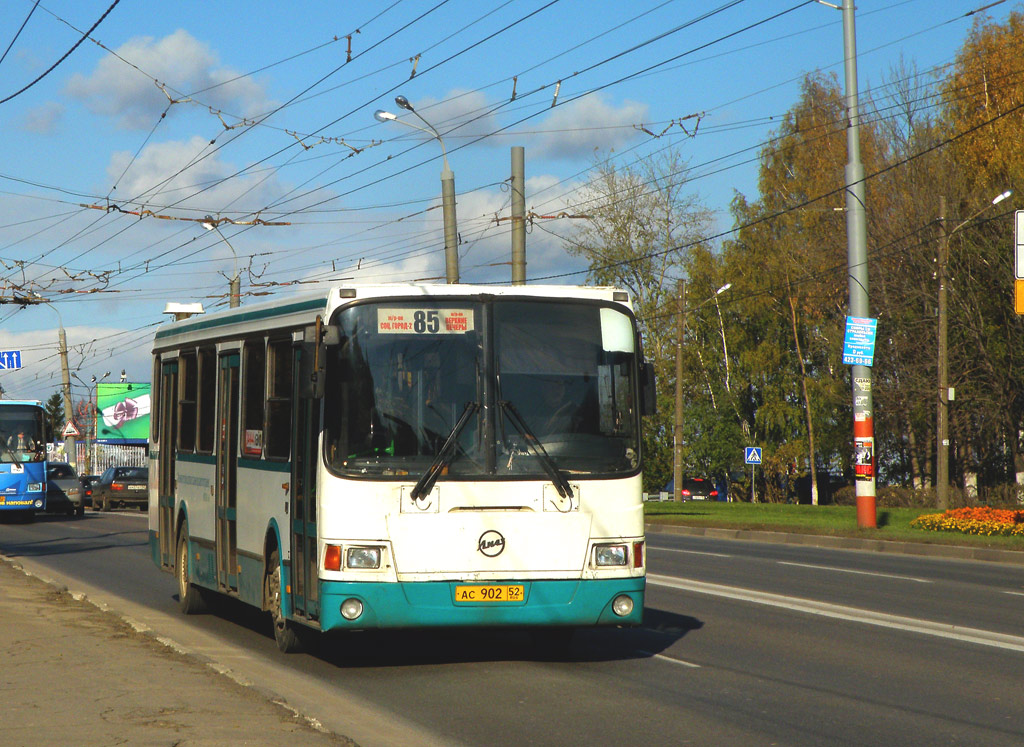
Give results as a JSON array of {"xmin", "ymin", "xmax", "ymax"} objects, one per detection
[{"xmin": 911, "ymin": 507, "xmax": 1024, "ymax": 537}]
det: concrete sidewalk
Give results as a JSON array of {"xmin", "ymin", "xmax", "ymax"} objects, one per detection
[{"xmin": 0, "ymin": 558, "xmax": 350, "ymax": 746}]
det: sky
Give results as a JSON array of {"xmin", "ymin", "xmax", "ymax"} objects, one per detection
[{"xmin": 0, "ymin": 0, "xmax": 1016, "ymax": 404}]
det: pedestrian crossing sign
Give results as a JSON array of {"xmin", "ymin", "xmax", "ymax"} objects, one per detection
[{"xmin": 745, "ymin": 446, "xmax": 762, "ymax": 465}]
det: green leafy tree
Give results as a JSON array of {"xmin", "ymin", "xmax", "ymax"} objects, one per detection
[
  {"xmin": 44, "ymin": 392, "xmax": 64, "ymax": 440},
  {"xmin": 562, "ymin": 148, "xmax": 714, "ymax": 491}
]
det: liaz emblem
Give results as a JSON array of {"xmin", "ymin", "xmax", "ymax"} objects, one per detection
[{"xmin": 477, "ymin": 530, "xmax": 505, "ymax": 557}]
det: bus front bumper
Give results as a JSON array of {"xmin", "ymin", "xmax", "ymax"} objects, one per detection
[{"xmin": 318, "ymin": 577, "xmax": 644, "ymax": 631}]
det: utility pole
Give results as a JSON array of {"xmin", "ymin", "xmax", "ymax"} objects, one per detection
[
  {"xmin": 58, "ymin": 326, "xmax": 76, "ymax": 470},
  {"xmin": 511, "ymin": 146, "xmax": 526, "ymax": 284},
  {"xmin": 673, "ymin": 279, "xmax": 685, "ymax": 501},
  {"xmin": 841, "ymin": 0, "xmax": 876, "ymax": 528},
  {"xmin": 441, "ymin": 163, "xmax": 459, "ymax": 283},
  {"xmin": 934, "ymin": 189, "xmax": 1010, "ymax": 507},
  {"xmin": 937, "ymin": 196, "xmax": 949, "ymax": 510}
]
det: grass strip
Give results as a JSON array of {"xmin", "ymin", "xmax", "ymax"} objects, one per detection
[{"xmin": 644, "ymin": 501, "xmax": 1024, "ymax": 551}]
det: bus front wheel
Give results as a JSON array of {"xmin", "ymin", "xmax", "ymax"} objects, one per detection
[{"xmin": 266, "ymin": 550, "xmax": 304, "ymax": 653}]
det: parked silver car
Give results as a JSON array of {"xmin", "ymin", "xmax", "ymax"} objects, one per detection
[{"xmin": 44, "ymin": 462, "xmax": 84, "ymax": 517}]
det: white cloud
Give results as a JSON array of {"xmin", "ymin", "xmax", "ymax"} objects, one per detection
[
  {"xmin": 65, "ymin": 29, "xmax": 273, "ymax": 130},
  {"xmin": 522, "ymin": 93, "xmax": 648, "ymax": 160},
  {"xmin": 0, "ymin": 324, "xmax": 152, "ymax": 404},
  {"xmin": 20, "ymin": 102, "xmax": 64, "ymax": 134},
  {"xmin": 105, "ymin": 135, "xmax": 284, "ymax": 210}
]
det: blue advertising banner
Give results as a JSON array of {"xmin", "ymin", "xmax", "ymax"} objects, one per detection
[{"xmin": 842, "ymin": 316, "xmax": 878, "ymax": 367}]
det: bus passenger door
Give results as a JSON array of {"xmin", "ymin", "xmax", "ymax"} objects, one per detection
[
  {"xmin": 216, "ymin": 353, "xmax": 240, "ymax": 591},
  {"xmin": 290, "ymin": 346, "xmax": 319, "ymax": 621},
  {"xmin": 158, "ymin": 360, "xmax": 178, "ymax": 568}
]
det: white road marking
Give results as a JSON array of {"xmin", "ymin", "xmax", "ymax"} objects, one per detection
[
  {"xmin": 648, "ymin": 547, "xmax": 732, "ymax": 558},
  {"xmin": 637, "ymin": 650, "xmax": 701, "ymax": 668},
  {"xmin": 777, "ymin": 561, "xmax": 932, "ymax": 583},
  {"xmin": 1003, "ymin": 590, "xmax": 1024, "ymax": 597},
  {"xmin": 648, "ymin": 574, "xmax": 1024, "ymax": 654}
]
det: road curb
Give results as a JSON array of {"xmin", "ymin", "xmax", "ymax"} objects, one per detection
[{"xmin": 645, "ymin": 523, "xmax": 1024, "ymax": 566}]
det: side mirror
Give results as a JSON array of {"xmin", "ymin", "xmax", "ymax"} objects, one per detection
[
  {"xmin": 640, "ymin": 361, "xmax": 656, "ymax": 416},
  {"xmin": 298, "ymin": 318, "xmax": 339, "ymax": 399}
]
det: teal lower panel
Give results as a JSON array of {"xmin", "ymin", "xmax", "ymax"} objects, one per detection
[
  {"xmin": 319, "ymin": 577, "xmax": 645, "ymax": 632},
  {"xmin": 193, "ymin": 542, "xmax": 216, "ymax": 588},
  {"xmin": 237, "ymin": 554, "xmax": 264, "ymax": 608},
  {"xmin": 148, "ymin": 530, "xmax": 160, "ymax": 568}
]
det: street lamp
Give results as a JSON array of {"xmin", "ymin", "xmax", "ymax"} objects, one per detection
[
  {"xmin": 201, "ymin": 217, "xmax": 240, "ymax": 308},
  {"xmin": 375, "ymin": 96, "xmax": 459, "ymax": 283},
  {"xmin": 673, "ymin": 281, "xmax": 732, "ymax": 502},
  {"xmin": 72, "ymin": 371, "xmax": 110, "ymax": 476},
  {"xmin": 936, "ymin": 189, "xmax": 1011, "ymax": 509}
]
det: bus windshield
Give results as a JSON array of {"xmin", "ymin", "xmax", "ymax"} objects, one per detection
[
  {"xmin": 0, "ymin": 404, "xmax": 46, "ymax": 464},
  {"xmin": 324, "ymin": 298, "xmax": 640, "ymax": 479}
]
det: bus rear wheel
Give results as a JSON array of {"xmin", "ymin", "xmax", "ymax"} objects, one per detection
[{"xmin": 176, "ymin": 522, "xmax": 208, "ymax": 614}]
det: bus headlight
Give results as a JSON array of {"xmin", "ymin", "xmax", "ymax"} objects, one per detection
[
  {"xmin": 593, "ymin": 543, "xmax": 628, "ymax": 567},
  {"xmin": 27, "ymin": 483, "xmax": 42, "ymax": 493},
  {"xmin": 346, "ymin": 546, "xmax": 382, "ymax": 569}
]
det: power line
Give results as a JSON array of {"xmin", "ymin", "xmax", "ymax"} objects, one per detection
[{"xmin": 0, "ymin": 0, "xmax": 121, "ymax": 105}]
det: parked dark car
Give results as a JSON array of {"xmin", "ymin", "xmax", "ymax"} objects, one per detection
[
  {"xmin": 44, "ymin": 462, "xmax": 84, "ymax": 517},
  {"xmin": 93, "ymin": 466, "xmax": 149, "ymax": 511},
  {"xmin": 680, "ymin": 477, "xmax": 718, "ymax": 501},
  {"xmin": 79, "ymin": 474, "xmax": 101, "ymax": 508}
]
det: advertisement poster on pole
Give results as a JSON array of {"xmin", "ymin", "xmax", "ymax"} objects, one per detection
[
  {"xmin": 95, "ymin": 382, "xmax": 151, "ymax": 444},
  {"xmin": 854, "ymin": 438, "xmax": 874, "ymax": 481},
  {"xmin": 842, "ymin": 316, "xmax": 878, "ymax": 366}
]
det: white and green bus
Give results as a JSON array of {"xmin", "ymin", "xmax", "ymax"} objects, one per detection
[{"xmin": 149, "ymin": 284, "xmax": 654, "ymax": 652}]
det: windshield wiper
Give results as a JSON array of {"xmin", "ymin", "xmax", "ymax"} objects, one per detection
[
  {"xmin": 499, "ymin": 400, "xmax": 574, "ymax": 499},
  {"xmin": 410, "ymin": 402, "xmax": 479, "ymax": 501}
]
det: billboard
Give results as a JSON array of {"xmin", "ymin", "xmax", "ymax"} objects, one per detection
[{"xmin": 95, "ymin": 382, "xmax": 150, "ymax": 444}]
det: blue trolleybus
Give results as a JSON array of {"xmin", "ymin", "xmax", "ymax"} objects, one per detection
[
  {"xmin": 150, "ymin": 284, "xmax": 654, "ymax": 652},
  {"xmin": 0, "ymin": 400, "xmax": 48, "ymax": 521}
]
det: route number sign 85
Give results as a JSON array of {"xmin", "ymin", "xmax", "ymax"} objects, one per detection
[{"xmin": 377, "ymin": 308, "xmax": 474, "ymax": 335}]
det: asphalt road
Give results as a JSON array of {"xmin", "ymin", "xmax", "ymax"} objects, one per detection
[{"xmin": 3, "ymin": 512, "xmax": 1023, "ymax": 746}]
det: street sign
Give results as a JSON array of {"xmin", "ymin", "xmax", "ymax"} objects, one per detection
[
  {"xmin": 744, "ymin": 446, "xmax": 762, "ymax": 465},
  {"xmin": 62, "ymin": 421, "xmax": 81, "ymax": 438},
  {"xmin": 842, "ymin": 316, "xmax": 878, "ymax": 366},
  {"xmin": 0, "ymin": 350, "xmax": 22, "ymax": 370}
]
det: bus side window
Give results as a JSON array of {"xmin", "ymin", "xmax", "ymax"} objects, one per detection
[
  {"xmin": 197, "ymin": 348, "xmax": 216, "ymax": 453},
  {"xmin": 178, "ymin": 351, "xmax": 197, "ymax": 452},
  {"xmin": 242, "ymin": 339, "xmax": 266, "ymax": 457},
  {"xmin": 265, "ymin": 339, "xmax": 292, "ymax": 459}
]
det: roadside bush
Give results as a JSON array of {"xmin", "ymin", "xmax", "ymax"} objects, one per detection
[
  {"xmin": 831, "ymin": 485, "xmax": 969, "ymax": 509},
  {"xmin": 981, "ymin": 483, "xmax": 1024, "ymax": 506}
]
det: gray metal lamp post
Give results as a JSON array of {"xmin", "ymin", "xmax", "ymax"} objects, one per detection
[
  {"xmin": 72, "ymin": 371, "xmax": 109, "ymax": 476},
  {"xmin": 935, "ymin": 189, "xmax": 1011, "ymax": 509},
  {"xmin": 40, "ymin": 302, "xmax": 77, "ymax": 470},
  {"xmin": 375, "ymin": 96, "xmax": 459, "ymax": 283},
  {"xmin": 673, "ymin": 282, "xmax": 732, "ymax": 502},
  {"xmin": 201, "ymin": 217, "xmax": 240, "ymax": 308}
]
